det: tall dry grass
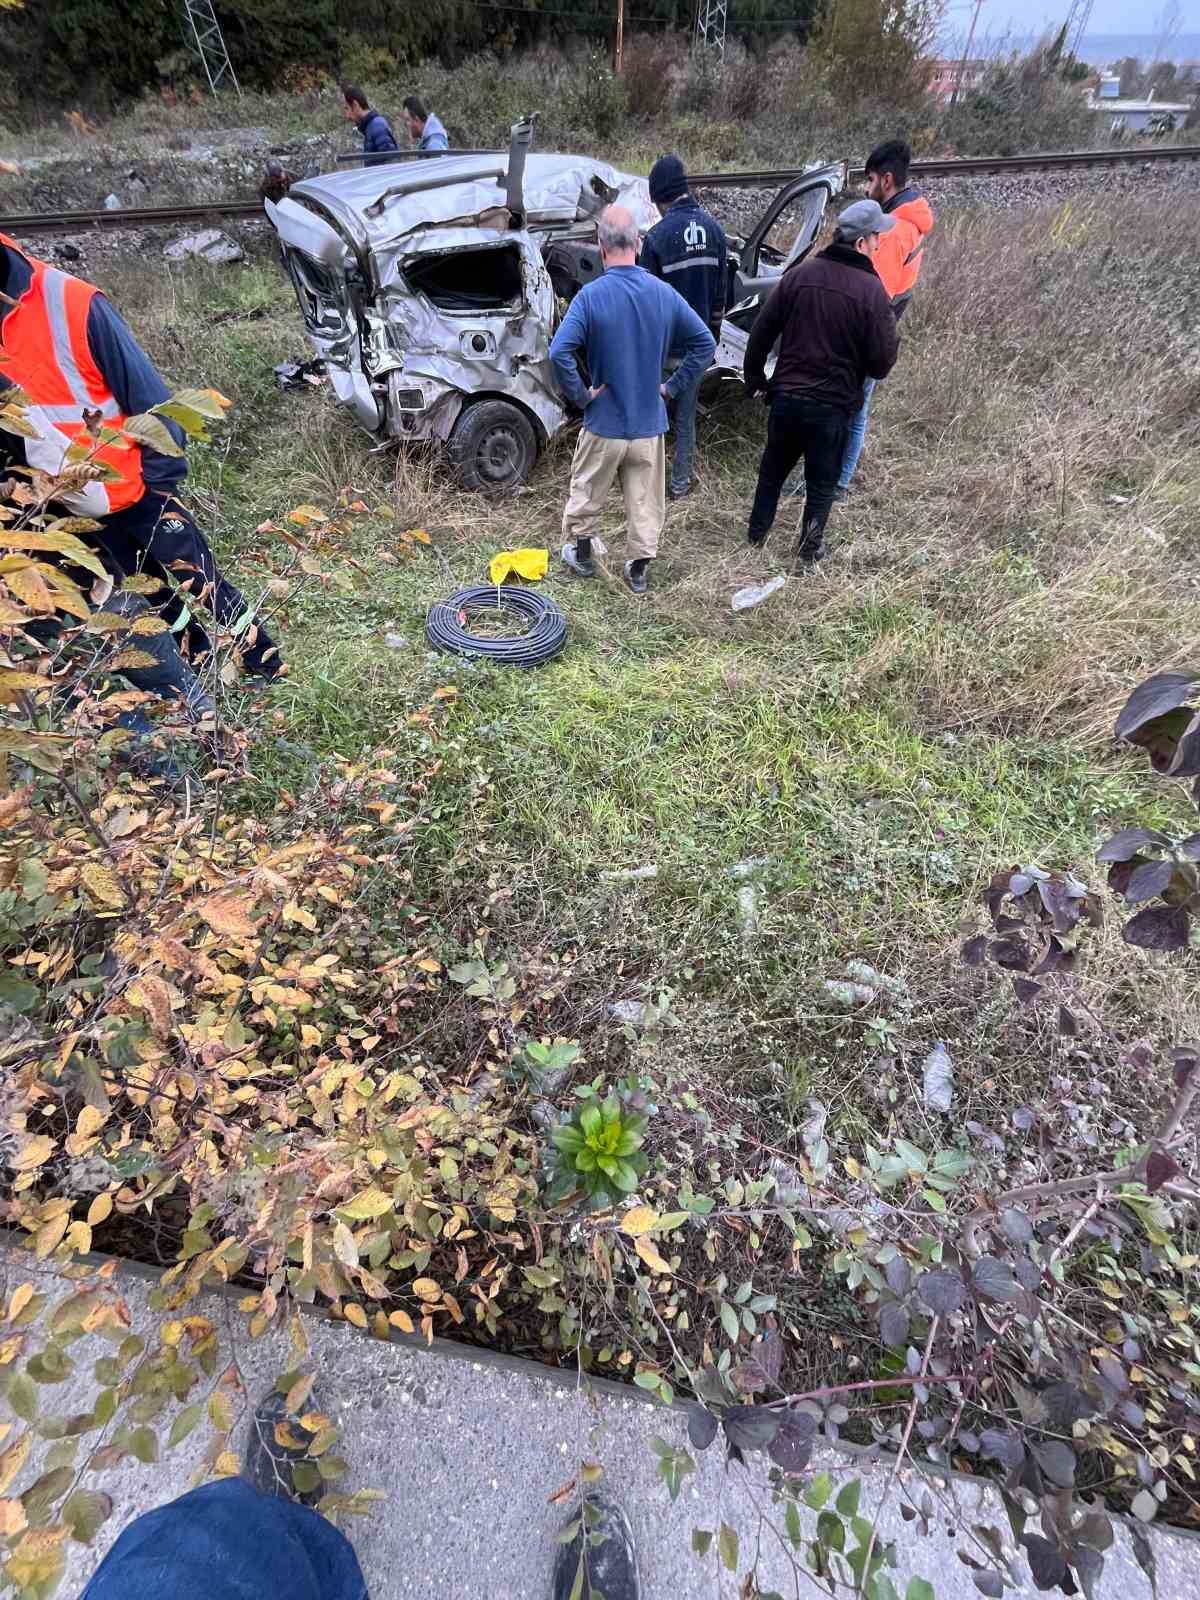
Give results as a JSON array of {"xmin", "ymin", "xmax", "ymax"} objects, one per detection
[{"xmin": 643, "ymin": 193, "xmax": 1200, "ymax": 748}]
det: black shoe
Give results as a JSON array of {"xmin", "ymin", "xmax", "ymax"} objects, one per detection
[
  {"xmin": 242, "ymin": 1388, "xmax": 324, "ymax": 1507},
  {"xmin": 561, "ymin": 541, "xmax": 596, "ymax": 578},
  {"xmin": 552, "ymin": 1492, "xmax": 641, "ymax": 1600},
  {"xmin": 668, "ymin": 477, "xmax": 696, "ymax": 501},
  {"xmin": 623, "ymin": 559, "xmax": 649, "ymax": 595},
  {"xmin": 832, "ymin": 485, "xmax": 848, "ymax": 503},
  {"xmin": 794, "ymin": 509, "xmax": 829, "ymax": 564},
  {"xmin": 747, "ymin": 530, "xmax": 768, "ymax": 549}
]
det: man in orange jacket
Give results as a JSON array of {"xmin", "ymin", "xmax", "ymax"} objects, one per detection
[{"xmin": 835, "ymin": 139, "xmax": 934, "ymax": 498}]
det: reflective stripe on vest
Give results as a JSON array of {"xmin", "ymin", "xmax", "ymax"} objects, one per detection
[{"xmin": 0, "ymin": 235, "xmax": 144, "ymax": 514}]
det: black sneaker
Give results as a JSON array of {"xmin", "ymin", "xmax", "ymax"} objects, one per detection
[
  {"xmin": 242, "ymin": 1388, "xmax": 324, "ymax": 1507},
  {"xmin": 794, "ymin": 538, "xmax": 826, "ymax": 565},
  {"xmin": 561, "ymin": 541, "xmax": 596, "ymax": 578},
  {"xmin": 668, "ymin": 478, "xmax": 695, "ymax": 501},
  {"xmin": 747, "ymin": 530, "xmax": 768, "ymax": 549},
  {"xmin": 552, "ymin": 1492, "xmax": 641, "ymax": 1600},
  {"xmin": 623, "ymin": 560, "xmax": 649, "ymax": 596}
]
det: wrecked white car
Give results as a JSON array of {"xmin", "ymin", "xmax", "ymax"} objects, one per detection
[{"xmin": 267, "ymin": 122, "xmax": 844, "ymax": 492}]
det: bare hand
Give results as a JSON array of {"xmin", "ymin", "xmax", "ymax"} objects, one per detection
[{"xmin": 588, "ymin": 383, "xmax": 607, "ymax": 402}]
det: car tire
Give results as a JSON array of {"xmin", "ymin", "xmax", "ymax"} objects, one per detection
[{"xmin": 447, "ymin": 400, "xmax": 538, "ymax": 495}]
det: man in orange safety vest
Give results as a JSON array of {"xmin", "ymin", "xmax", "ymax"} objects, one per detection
[
  {"xmin": 0, "ymin": 232, "xmax": 281, "ymax": 679},
  {"xmin": 835, "ymin": 139, "xmax": 934, "ymax": 499}
]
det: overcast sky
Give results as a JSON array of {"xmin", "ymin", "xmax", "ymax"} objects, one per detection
[{"xmin": 941, "ymin": 0, "xmax": 1200, "ymax": 41}]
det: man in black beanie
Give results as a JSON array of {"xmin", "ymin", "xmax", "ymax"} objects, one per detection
[{"xmin": 639, "ymin": 153, "xmax": 727, "ymax": 501}]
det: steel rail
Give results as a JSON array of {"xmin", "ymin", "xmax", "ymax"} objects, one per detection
[{"xmin": 4, "ymin": 144, "xmax": 1199, "ymax": 235}]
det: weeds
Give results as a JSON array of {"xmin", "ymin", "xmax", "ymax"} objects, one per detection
[{"xmin": 4, "ymin": 171, "xmax": 1200, "ymax": 1591}]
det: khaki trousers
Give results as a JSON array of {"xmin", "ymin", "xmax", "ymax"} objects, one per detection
[{"xmin": 561, "ymin": 429, "xmax": 666, "ymax": 562}]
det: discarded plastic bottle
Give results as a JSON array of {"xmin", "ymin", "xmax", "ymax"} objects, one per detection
[{"xmin": 731, "ymin": 574, "xmax": 786, "ymax": 612}]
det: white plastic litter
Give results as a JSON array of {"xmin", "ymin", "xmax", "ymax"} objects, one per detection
[
  {"xmin": 103, "ymin": 194, "xmax": 122, "ymax": 210},
  {"xmin": 731, "ymin": 575, "xmax": 786, "ymax": 612}
]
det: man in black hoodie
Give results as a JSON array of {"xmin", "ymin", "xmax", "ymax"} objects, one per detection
[{"xmin": 743, "ymin": 199, "xmax": 899, "ymax": 563}]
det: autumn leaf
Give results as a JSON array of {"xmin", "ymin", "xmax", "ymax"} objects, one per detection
[
  {"xmin": 11, "ymin": 1136, "xmax": 53, "ymax": 1172},
  {"xmin": 208, "ymin": 1391, "xmax": 233, "ymax": 1432},
  {"xmin": 87, "ymin": 1194, "xmax": 113, "ymax": 1227},
  {"xmin": 6, "ymin": 1285, "xmax": 34, "ymax": 1322},
  {"xmin": 0, "ymin": 1498, "xmax": 26, "ymax": 1537},
  {"xmin": 343, "ymin": 1303, "xmax": 368, "ymax": 1329},
  {"xmin": 122, "ymin": 413, "xmax": 184, "ymax": 456},
  {"xmin": 62, "ymin": 1488, "xmax": 112, "ymax": 1545},
  {"xmin": 285, "ymin": 1373, "xmax": 315, "ymax": 1415},
  {"xmin": 388, "ymin": 1310, "xmax": 415, "ymax": 1334},
  {"xmin": 4, "ymin": 1526, "xmax": 68, "ymax": 1591},
  {"xmin": 634, "ymin": 1237, "xmax": 673, "ymax": 1276},
  {"xmin": 331, "ymin": 1222, "xmax": 359, "ymax": 1269},
  {"xmin": 198, "ymin": 894, "xmax": 259, "ymax": 938},
  {"xmin": 0, "ymin": 1431, "xmax": 31, "ymax": 1494},
  {"xmin": 126, "ymin": 975, "xmax": 173, "ymax": 1035},
  {"xmin": 411, "ymin": 1278, "xmax": 440, "ymax": 1302},
  {"xmin": 80, "ymin": 862, "xmax": 126, "ymax": 910},
  {"xmin": 620, "ymin": 1206, "xmax": 659, "ymax": 1237},
  {"xmin": 66, "ymin": 1103, "xmax": 108, "ymax": 1157},
  {"xmin": 337, "ymin": 1187, "xmax": 393, "ymax": 1221},
  {"xmin": 105, "ymin": 648, "xmax": 161, "ymax": 671}
]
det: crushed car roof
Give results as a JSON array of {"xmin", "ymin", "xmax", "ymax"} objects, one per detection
[{"xmin": 282, "ymin": 152, "xmax": 656, "ymax": 250}]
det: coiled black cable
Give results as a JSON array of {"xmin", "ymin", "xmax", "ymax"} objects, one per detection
[{"xmin": 425, "ymin": 585, "xmax": 567, "ymax": 667}]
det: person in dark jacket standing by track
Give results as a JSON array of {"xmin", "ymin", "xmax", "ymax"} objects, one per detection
[
  {"xmin": 743, "ymin": 200, "xmax": 898, "ymax": 562},
  {"xmin": 639, "ymin": 154, "xmax": 727, "ymax": 501},
  {"xmin": 342, "ymin": 84, "xmax": 399, "ymax": 165}
]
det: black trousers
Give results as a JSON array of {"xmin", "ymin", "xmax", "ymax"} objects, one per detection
[
  {"xmin": 97, "ymin": 490, "xmax": 278, "ymax": 674},
  {"xmin": 747, "ymin": 393, "xmax": 849, "ymax": 543}
]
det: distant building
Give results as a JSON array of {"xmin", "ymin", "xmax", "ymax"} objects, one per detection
[{"xmin": 929, "ymin": 57, "xmax": 987, "ymax": 101}]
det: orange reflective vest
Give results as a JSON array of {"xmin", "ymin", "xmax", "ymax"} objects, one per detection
[
  {"xmin": 0, "ymin": 233, "xmax": 145, "ymax": 514},
  {"xmin": 871, "ymin": 193, "xmax": 935, "ymax": 311}
]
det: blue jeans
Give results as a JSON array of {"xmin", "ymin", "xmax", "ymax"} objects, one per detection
[
  {"xmin": 82, "ymin": 1479, "xmax": 368, "ymax": 1600},
  {"xmin": 669, "ymin": 372, "xmax": 703, "ymax": 495},
  {"xmin": 838, "ymin": 377, "xmax": 876, "ymax": 491}
]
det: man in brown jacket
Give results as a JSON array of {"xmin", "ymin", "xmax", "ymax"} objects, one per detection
[{"xmin": 744, "ymin": 199, "xmax": 899, "ymax": 562}]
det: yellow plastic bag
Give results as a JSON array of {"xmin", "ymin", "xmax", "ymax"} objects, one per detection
[{"xmin": 488, "ymin": 547, "xmax": 548, "ymax": 584}]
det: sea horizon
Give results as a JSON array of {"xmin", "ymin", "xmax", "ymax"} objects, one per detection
[{"xmin": 939, "ymin": 29, "xmax": 1200, "ymax": 65}]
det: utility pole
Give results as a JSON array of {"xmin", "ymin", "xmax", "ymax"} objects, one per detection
[
  {"xmin": 614, "ymin": 0, "xmax": 625, "ymax": 75},
  {"xmin": 950, "ymin": 0, "xmax": 984, "ymax": 106}
]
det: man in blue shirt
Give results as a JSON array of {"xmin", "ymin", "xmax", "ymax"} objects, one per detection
[
  {"xmin": 403, "ymin": 96, "xmax": 449, "ymax": 153},
  {"xmin": 549, "ymin": 205, "xmax": 714, "ymax": 595},
  {"xmin": 639, "ymin": 154, "xmax": 727, "ymax": 501},
  {"xmin": 342, "ymin": 84, "xmax": 399, "ymax": 165}
]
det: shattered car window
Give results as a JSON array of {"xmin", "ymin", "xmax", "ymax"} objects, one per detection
[
  {"xmin": 404, "ymin": 244, "xmax": 524, "ymax": 312},
  {"xmin": 763, "ymin": 187, "xmax": 829, "ymax": 263},
  {"xmin": 286, "ymin": 254, "xmax": 345, "ymax": 335}
]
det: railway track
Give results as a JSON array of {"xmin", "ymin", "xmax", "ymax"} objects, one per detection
[{"xmin": 4, "ymin": 143, "xmax": 1199, "ymax": 236}]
